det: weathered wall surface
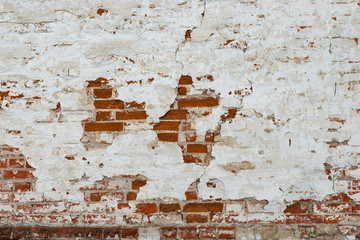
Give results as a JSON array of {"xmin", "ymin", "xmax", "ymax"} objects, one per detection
[{"xmin": 0, "ymin": 0, "xmax": 359, "ymax": 239}]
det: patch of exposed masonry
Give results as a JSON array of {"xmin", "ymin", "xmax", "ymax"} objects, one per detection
[{"xmin": 0, "ymin": 0, "xmax": 359, "ymax": 218}]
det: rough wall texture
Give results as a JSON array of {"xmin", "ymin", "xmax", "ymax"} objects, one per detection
[{"xmin": 0, "ymin": 0, "xmax": 360, "ymax": 239}]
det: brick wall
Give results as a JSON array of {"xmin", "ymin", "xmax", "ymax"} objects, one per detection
[{"xmin": 1, "ymin": 0, "xmax": 360, "ymax": 239}]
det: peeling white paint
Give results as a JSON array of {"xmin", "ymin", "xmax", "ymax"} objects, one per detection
[{"xmin": 0, "ymin": 0, "xmax": 359, "ymax": 216}]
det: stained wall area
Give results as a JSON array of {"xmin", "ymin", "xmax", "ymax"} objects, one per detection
[{"xmin": 0, "ymin": 0, "xmax": 360, "ymax": 239}]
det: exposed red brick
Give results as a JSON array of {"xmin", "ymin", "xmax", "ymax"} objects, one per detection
[
  {"xmin": 284, "ymin": 202, "xmax": 308, "ymax": 214},
  {"xmin": 338, "ymin": 225, "xmax": 358, "ymax": 235},
  {"xmin": 0, "ymin": 227, "xmax": 12, "ymax": 238},
  {"xmin": 286, "ymin": 215, "xmax": 323, "ymax": 224},
  {"xmin": 12, "ymin": 227, "xmax": 30, "ymax": 238},
  {"xmin": 136, "ymin": 203, "xmax": 157, "ymax": 213},
  {"xmin": 218, "ymin": 227, "xmax": 235, "ymax": 239},
  {"xmin": 187, "ymin": 144, "xmax": 208, "ymax": 153},
  {"xmin": 186, "ymin": 214, "xmax": 208, "ymax": 223},
  {"xmin": 31, "ymin": 227, "xmax": 50, "ymax": 238},
  {"xmin": 0, "ymin": 91, "xmax": 9, "ymax": 100},
  {"xmin": 93, "ymin": 88, "xmax": 112, "ymax": 98},
  {"xmin": 96, "ymin": 111, "xmax": 112, "ymax": 121},
  {"xmin": 116, "ymin": 111, "xmax": 147, "ymax": 120},
  {"xmin": 49, "ymin": 227, "xmax": 68, "ymax": 238},
  {"xmin": 185, "ymin": 191, "xmax": 197, "ymax": 200},
  {"xmin": 9, "ymin": 158, "xmax": 25, "ymax": 168},
  {"xmin": 94, "ymin": 100, "xmax": 124, "ymax": 109},
  {"xmin": 160, "ymin": 203, "xmax": 181, "ymax": 212},
  {"xmin": 160, "ymin": 109, "xmax": 188, "ymax": 120},
  {"xmin": 179, "ymin": 75, "xmax": 193, "ymax": 85},
  {"xmin": 183, "ymin": 155, "xmax": 204, "ymax": 164},
  {"xmin": 87, "ymin": 192, "xmax": 123, "ymax": 202},
  {"xmin": 126, "ymin": 191, "xmax": 137, "ymax": 201},
  {"xmin": 185, "ymin": 132, "xmax": 196, "ymax": 142},
  {"xmin": 153, "ymin": 121, "xmax": 180, "ymax": 131},
  {"xmin": 87, "ymin": 77, "xmax": 109, "ymax": 88},
  {"xmin": 178, "ymin": 97, "xmax": 219, "ymax": 108},
  {"xmin": 183, "ymin": 202, "xmax": 223, "ymax": 212},
  {"xmin": 205, "ymin": 132, "xmax": 215, "ymax": 142},
  {"xmin": 104, "ymin": 227, "xmax": 121, "ymax": 238},
  {"xmin": 157, "ymin": 133, "xmax": 178, "ymax": 142},
  {"xmin": 122, "ymin": 228, "xmax": 138, "ymax": 238},
  {"xmin": 125, "ymin": 101, "xmax": 145, "ymax": 108},
  {"xmin": 97, "ymin": 8, "xmax": 108, "ymax": 16},
  {"xmin": 314, "ymin": 203, "xmax": 350, "ymax": 213},
  {"xmin": 181, "ymin": 227, "xmax": 198, "ymax": 239},
  {"xmin": 132, "ymin": 179, "xmax": 147, "ymax": 190},
  {"xmin": 86, "ymin": 227, "xmax": 103, "ymax": 239},
  {"xmin": 3, "ymin": 170, "xmax": 34, "ymax": 179},
  {"xmin": 178, "ymin": 86, "xmax": 187, "ymax": 95},
  {"xmin": 161, "ymin": 227, "xmax": 177, "ymax": 238},
  {"xmin": 198, "ymin": 227, "xmax": 216, "ymax": 238},
  {"xmin": 84, "ymin": 122, "xmax": 123, "ymax": 132},
  {"xmin": 68, "ymin": 227, "xmax": 85, "ymax": 237},
  {"xmin": 13, "ymin": 182, "xmax": 32, "ymax": 191}
]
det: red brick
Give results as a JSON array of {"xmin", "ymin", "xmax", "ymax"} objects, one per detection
[
  {"xmin": 87, "ymin": 77, "xmax": 109, "ymax": 88},
  {"xmin": 0, "ymin": 91, "xmax": 9, "ymax": 100},
  {"xmin": 132, "ymin": 179, "xmax": 147, "ymax": 190},
  {"xmin": 9, "ymin": 158, "xmax": 25, "ymax": 168},
  {"xmin": 94, "ymin": 100, "xmax": 124, "ymax": 109},
  {"xmin": 178, "ymin": 86, "xmax": 187, "ymax": 95},
  {"xmin": 187, "ymin": 144, "xmax": 208, "ymax": 153},
  {"xmin": 49, "ymin": 227, "xmax": 68, "ymax": 238},
  {"xmin": 160, "ymin": 109, "xmax": 188, "ymax": 120},
  {"xmin": 183, "ymin": 155, "xmax": 204, "ymax": 164},
  {"xmin": 314, "ymin": 203, "xmax": 350, "ymax": 213},
  {"xmin": 178, "ymin": 97, "xmax": 219, "ymax": 108},
  {"xmin": 183, "ymin": 202, "xmax": 223, "ymax": 212},
  {"xmin": 153, "ymin": 121, "xmax": 180, "ymax": 130},
  {"xmin": 31, "ymin": 227, "xmax": 50, "ymax": 238},
  {"xmin": 0, "ymin": 227, "xmax": 12, "ymax": 238},
  {"xmin": 93, "ymin": 88, "xmax": 112, "ymax": 98},
  {"xmin": 136, "ymin": 203, "xmax": 157, "ymax": 213},
  {"xmin": 219, "ymin": 227, "xmax": 235, "ymax": 239},
  {"xmin": 324, "ymin": 215, "xmax": 341, "ymax": 223},
  {"xmin": 160, "ymin": 203, "xmax": 181, "ymax": 212},
  {"xmin": 286, "ymin": 215, "xmax": 323, "ymax": 224},
  {"xmin": 161, "ymin": 227, "xmax": 177, "ymax": 238},
  {"xmin": 186, "ymin": 214, "xmax": 208, "ymax": 223},
  {"xmin": 185, "ymin": 132, "xmax": 196, "ymax": 142},
  {"xmin": 104, "ymin": 227, "xmax": 121, "ymax": 238},
  {"xmin": 125, "ymin": 101, "xmax": 145, "ymax": 108},
  {"xmin": 86, "ymin": 227, "xmax": 103, "ymax": 239},
  {"xmin": 284, "ymin": 202, "xmax": 308, "ymax": 214},
  {"xmin": 185, "ymin": 191, "xmax": 197, "ymax": 200},
  {"xmin": 69, "ymin": 227, "xmax": 85, "ymax": 237},
  {"xmin": 13, "ymin": 227, "xmax": 30, "ymax": 238},
  {"xmin": 126, "ymin": 191, "xmax": 137, "ymax": 201},
  {"xmin": 116, "ymin": 110, "xmax": 147, "ymax": 120},
  {"xmin": 299, "ymin": 226, "xmax": 316, "ymax": 238},
  {"xmin": 179, "ymin": 75, "xmax": 193, "ymax": 85},
  {"xmin": 0, "ymin": 159, "xmax": 7, "ymax": 168},
  {"xmin": 205, "ymin": 131, "xmax": 215, "ymax": 142},
  {"xmin": 338, "ymin": 225, "xmax": 358, "ymax": 235},
  {"xmin": 3, "ymin": 170, "xmax": 34, "ymax": 179},
  {"xmin": 181, "ymin": 227, "xmax": 198, "ymax": 239},
  {"xmin": 157, "ymin": 133, "xmax": 178, "ymax": 142},
  {"xmin": 122, "ymin": 228, "xmax": 138, "ymax": 238},
  {"xmin": 87, "ymin": 192, "xmax": 123, "ymax": 202},
  {"xmin": 84, "ymin": 122, "xmax": 123, "ymax": 131},
  {"xmin": 198, "ymin": 227, "xmax": 216, "ymax": 238},
  {"xmin": 96, "ymin": 111, "xmax": 112, "ymax": 121}
]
